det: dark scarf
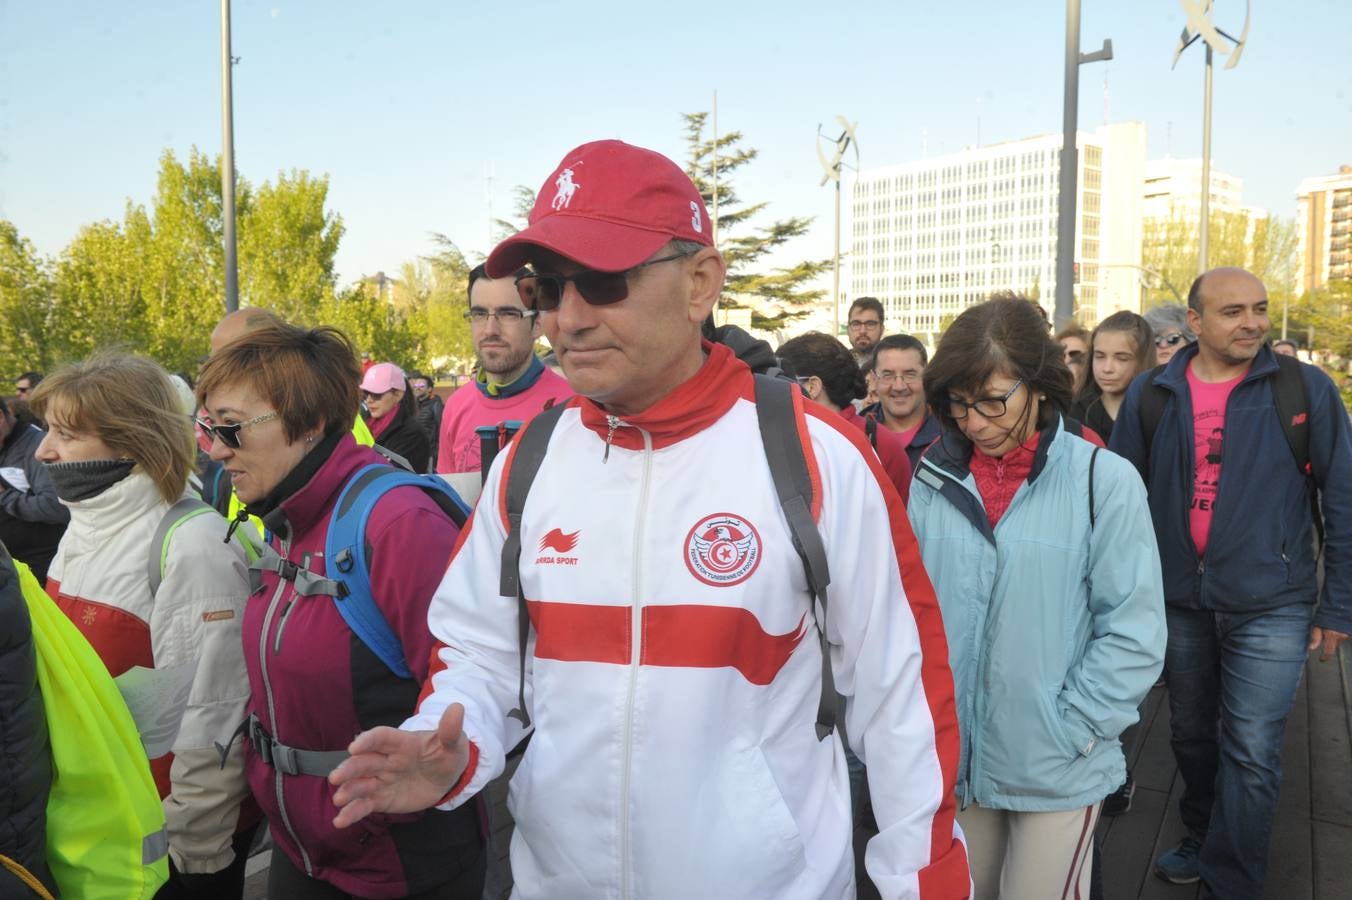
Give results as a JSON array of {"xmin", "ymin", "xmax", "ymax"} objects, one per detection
[{"xmin": 46, "ymin": 459, "xmax": 137, "ymax": 502}]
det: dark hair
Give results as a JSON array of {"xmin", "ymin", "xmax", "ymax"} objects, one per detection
[
  {"xmin": 923, "ymin": 293, "xmax": 1073, "ymax": 435},
  {"xmin": 1187, "ymin": 273, "xmax": 1204, "ymax": 313},
  {"xmin": 871, "ymin": 333, "xmax": 928, "ymax": 368},
  {"xmin": 196, "ymin": 321, "xmax": 360, "ymax": 442},
  {"xmin": 17, "ymin": 371, "xmax": 42, "ymax": 386},
  {"xmin": 396, "ymin": 375, "xmax": 418, "ymax": 420},
  {"xmin": 848, "ymin": 296, "xmax": 884, "ymax": 322},
  {"xmin": 1075, "ymin": 311, "xmax": 1154, "ymax": 406},
  {"xmin": 776, "ymin": 332, "xmax": 867, "ymax": 410},
  {"xmin": 468, "ymin": 263, "xmax": 532, "ymax": 304}
]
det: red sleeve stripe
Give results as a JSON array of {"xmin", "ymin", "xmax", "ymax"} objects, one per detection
[{"xmin": 802, "ymin": 404, "xmax": 967, "ymax": 891}]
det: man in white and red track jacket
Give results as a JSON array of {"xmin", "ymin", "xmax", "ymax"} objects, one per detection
[{"xmin": 330, "ymin": 139, "xmax": 970, "ymax": 899}]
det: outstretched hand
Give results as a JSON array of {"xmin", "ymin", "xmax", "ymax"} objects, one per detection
[{"xmin": 329, "ymin": 703, "xmax": 471, "ymax": 829}]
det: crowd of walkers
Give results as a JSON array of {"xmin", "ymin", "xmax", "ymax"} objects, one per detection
[{"xmin": 2, "ymin": 138, "xmax": 1349, "ymax": 900}]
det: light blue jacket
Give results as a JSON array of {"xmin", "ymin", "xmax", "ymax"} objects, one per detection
[{"xmin": 908, "ymin": 418, "xmax": 1166, "ymax": 812}]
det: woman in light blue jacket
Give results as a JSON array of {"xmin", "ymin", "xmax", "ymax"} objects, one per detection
[{"xmin": 907, "ymin": 296, "xmax": 1165, "ymax": 899}]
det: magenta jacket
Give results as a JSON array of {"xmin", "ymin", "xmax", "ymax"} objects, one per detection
[{"xmin": 242, "ymin": 433, "xmax": 481, "ymax": 897}]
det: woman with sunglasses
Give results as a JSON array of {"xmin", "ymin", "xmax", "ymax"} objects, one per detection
[
  {"xmin": 1143, "ymin": 303, "xmax": 1198, "ymax": 366},
  {"xmin": 1072, "ymin": 311, "xmax": 1155, "ymax": 443},
  {"xmin": 29, "ymin": 353, "xmax": 257, "ymax": 899},
  {"xmin": 907, "ymin": 294, "xmax": 1165, "ymax": 899},
  {"xmin": 360, "ymin": 362, "xmax": 431, "ymax": 474},
  {"xmin": 195, "ymin": 322, "xmax": 484, "ymax": 899}
]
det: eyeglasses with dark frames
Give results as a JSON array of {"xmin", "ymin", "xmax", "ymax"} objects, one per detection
[
  {"xmin": 847, "ymin": 319, "xmax": 882, "ymax": 330},
  {"xmin": 514, "ymin": 250, "xmax": 696, "ymax": 311},
  {"xmin": 194, "ymin": 412, "xmax": 278, "ymax": 450},
  {"xmin": 948, "ymin": 379, "xmax": 1024, "ymax": 421},
  {"xmin": 463, "ymin": 307, "xmax": 538, "ymax": 324}
]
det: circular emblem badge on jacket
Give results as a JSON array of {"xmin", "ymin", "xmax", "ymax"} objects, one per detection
[{"xmin": 684, "ymin": 513, "xmax": 762, "ymax": 586}]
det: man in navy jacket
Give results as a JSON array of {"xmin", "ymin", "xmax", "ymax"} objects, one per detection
[{"xmin": 1110, "ymin": 267, "xmax": 1352, "ymax": 899}]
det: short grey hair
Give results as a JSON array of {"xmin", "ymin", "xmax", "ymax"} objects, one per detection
[
  {"xmin": 669, "ymin": 239, "xmax": 707, "ymax": 256},
  {"xmin": 1142, "ymin": 303, "xmax": 1195, "ymax": 342}
]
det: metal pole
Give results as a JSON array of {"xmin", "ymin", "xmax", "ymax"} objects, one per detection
[
  {"xmin": 1198, "ymin": 42, "xmax": 1213, "ymax": 277},
  {"xmin": 221, "ymin": 0, "xmax": 239, "ymax": 313},
  {"xmin": 711, "ymin": 90, "xmax": 719, "ymax": 246},
  {"xmin": 832, "ymin": 177, "xmax": 841, "ymax": 337},
  {"xmin": 1054, "ymin": 0, "xmax": 1081, "ymax": 330}
]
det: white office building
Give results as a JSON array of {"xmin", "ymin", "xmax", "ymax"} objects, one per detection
[
  {"xmin": 844, "ymin": 122, "xmax": 1146, "ymax": 337},
  {"xmin": 1143, "ymin": 158, "xmax": 1244, "ymax": 221}
]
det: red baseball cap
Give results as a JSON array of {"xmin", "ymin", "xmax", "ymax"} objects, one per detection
[{"xmin": 485, "ymin": 140, "xmax": 714, "ymax": 278}]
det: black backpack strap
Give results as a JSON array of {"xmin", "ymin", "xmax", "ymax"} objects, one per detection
[
  {"xmin": 865, "ymin": 414, "xmax": 878, "ymax": 451},
  {"xmin": 1088, "ymin": 447, "xmax": 1100, "ymax": 529},
  {"xmin": 1271, "ymin": 355, "xmax": 1311, "ymax": 475},
  {"xmin": 752, "ymin": 374, "xmax": 836, "ymax": 741},
  {"xmin": 1270, "ymin": 354, "xmax": 1321, "ymax": 549},
  {"xmin": 499, "ymin": 402, "xmax": 569, "ymax": 729}
]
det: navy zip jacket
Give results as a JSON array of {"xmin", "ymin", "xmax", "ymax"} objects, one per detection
[{"xmin": 1109, "ymin": 343, "xmax": 1352, "ymax": 634}]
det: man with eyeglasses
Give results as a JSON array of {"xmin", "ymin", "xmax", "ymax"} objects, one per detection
[
  {"xmin": 406, "ymin": 371, "xmax": 444, "ymax": 465},
  {"xmin": 328, "ymin": 139, "xmax": 969, "ymax": 899},
  {"xmin": 434, "ymin": 264, "xmax": 572, "ymax": 474},
  {"xmin": 865, "ymin": 334, "xmax": 942, "ymax": 472},
  {"xmin": 846, "ymin": 297, "xmax": 885, "ymax": 366}
]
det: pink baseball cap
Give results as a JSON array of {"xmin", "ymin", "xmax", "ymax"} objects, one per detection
[
  {"xmin": 360, "ymin": 362, "xmax": 406, "ymax": 395},
  {"xmin": 485, "ymin": 140, "xmax": 713, "ymax": 278}
]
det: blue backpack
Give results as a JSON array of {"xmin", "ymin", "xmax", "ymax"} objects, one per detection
[
  {"xmin": 326, "ymin": 465, "xmax": 470, "ymax": 679},
  {"xmin": 251, "ymin": 465, "xmax": 470, "ymax": 680}
]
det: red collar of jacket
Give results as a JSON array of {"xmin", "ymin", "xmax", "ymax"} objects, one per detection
[{"xmin": 575, "ymin": 341, "xmax": 753, "ymax": 451}]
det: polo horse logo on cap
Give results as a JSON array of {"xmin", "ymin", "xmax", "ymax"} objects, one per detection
[{"xmin": 552, "ymin": 167, "xmax": 581, "ymax": 210}]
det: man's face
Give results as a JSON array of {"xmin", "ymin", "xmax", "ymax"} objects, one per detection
[
  {"xmin": 409, "ymin": 377, "xmax": 432, "ymax": 399},
  {"xmin": 14, "ymin": 378, "xmax": 33, "ymax": 399},
  {"xmin": 874, "ymin": 348, "xmax": 926, "ymax": 425},
  {"xmin": 1188, "ymin": 270, "xmax": 1270, "ymax": 369},
  {"xmin": 532, "ymin": 245, "xmax": 717, "ymax": 416},
  {"xmin": 470, "ymin": 276, "xmax": 539, "ymax": 378},
  {"xmin": 847, "ymin": 306, "xmax": 883, "ymax": 353}
]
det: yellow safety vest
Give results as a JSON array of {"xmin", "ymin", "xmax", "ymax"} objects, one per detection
[{"xmin": 19, "ymin": 561, "xmax": 169, "ymax": 900}]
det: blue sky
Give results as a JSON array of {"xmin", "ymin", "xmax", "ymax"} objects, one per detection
[{"xmin": 2, "ymin": 1, "xmax": 1349, "ymax": 285}]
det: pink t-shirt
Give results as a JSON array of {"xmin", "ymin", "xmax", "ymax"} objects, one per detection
[
  {"xmin": 1187, "ymin": 363, "xmax": 1244, "ymax": 557},
  {"xmin": 435, "ymin": 366, "xmax": 573, "ymax": 473}
]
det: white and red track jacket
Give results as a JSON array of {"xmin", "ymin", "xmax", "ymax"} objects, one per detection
[{"xmin": 410, "ymin": 343, "xmax": 970, "ymax": 899}]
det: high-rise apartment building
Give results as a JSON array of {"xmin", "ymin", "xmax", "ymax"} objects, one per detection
[
  {"xmin": 843, "ymin": 123, "xmax": 1146, "ymax": 337},
  {"xmin": 1296, "ymin": 165, "xmax": 1352, "ymax": 293}
]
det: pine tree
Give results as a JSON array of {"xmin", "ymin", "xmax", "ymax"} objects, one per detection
[{"xmin": 681, "ymin": 112, "xmax": 829, "ymax": 333}]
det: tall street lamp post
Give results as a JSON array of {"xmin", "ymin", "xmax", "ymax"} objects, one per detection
[{"xmin": 1054, "ymin": 0, "xmax": 1112, "ymax": 330}]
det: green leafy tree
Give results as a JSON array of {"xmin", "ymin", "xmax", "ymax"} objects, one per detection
[
  {"xmin": 239, "ymin": 169, "xmax": 344, "ymax": 325},
  {"xmin": 51, "ymin": 217, "xmax": 153, "ymax": 363},
  {"xmin": 493, "ymin": 186, "xmax": 537, "ymax": 244},
  {"xmin": 0, "ymin": 221, "xmax": 56, "ymax": 372},
  {"xmin": 681, "ymin": 112, "xmax": 829, "ymax": 333},
  {"xmin": 1142, "ymin": 211, "xmax": 1298, "ymax": 311}
]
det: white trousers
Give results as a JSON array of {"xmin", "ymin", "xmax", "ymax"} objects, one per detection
[{"xmin": 956, "ymin": 801, "xmax": 1101, "ymax": 900}]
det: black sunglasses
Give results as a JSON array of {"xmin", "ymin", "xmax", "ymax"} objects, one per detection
[
  {"xmin": 195, "ymin": 412, "xmax": 277, "ymax": 450},
  {"xmin": 1155, "ymin": 332, "xmax": 1188, "ymax": 348},
  {"xmin": 514, "ymin": 250, "xmax": 695, "ymax": 311}
]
